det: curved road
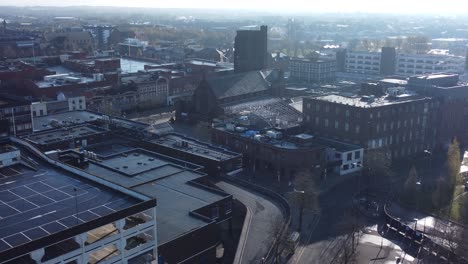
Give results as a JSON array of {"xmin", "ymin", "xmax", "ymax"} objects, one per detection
[{"xmin": 216, "ymin": 181, "xmax": 284, "ymax": 264}]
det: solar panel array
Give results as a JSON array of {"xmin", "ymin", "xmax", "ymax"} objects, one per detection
[{"xmin": 0, "ymin": 165, "xmax": 137, "ymax": 252}]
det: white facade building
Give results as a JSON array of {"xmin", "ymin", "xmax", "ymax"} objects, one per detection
[
  {"xmin": 0, "ymin": 145, "xmax": 20, "ymax": 168},
  {"xmin": 396, "ymin": 53, "xmax": 465, "ymax": 76},
  {"xmin": 344, "ymin": 51, "xmax": 381, "ymax": 75}
]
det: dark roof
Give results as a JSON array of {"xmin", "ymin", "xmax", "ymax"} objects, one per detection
[
  {"xmin": 206, "ymin": 71, "xmax": 270, "ymax": 100},
  {"xmin": 0, "ymin": 155, "xmax": 140, "ymax": 255}
]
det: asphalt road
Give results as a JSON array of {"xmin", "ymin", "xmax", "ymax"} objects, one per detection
[
  {"xmin": 216, "ymin": 181, "xmax": 284, "ymax": 264},
  {"xmin": 288, "ymin": 176, "xmax": 360, "ymax": 264}
]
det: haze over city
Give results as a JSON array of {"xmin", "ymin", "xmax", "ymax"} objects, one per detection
[
  {"xmin": 2, "ymin": 2, "xmax": 468, "ymax": 264},
  {"xmin": 3, "ymin": 0, "xmax": 468, "ymax": 14}
]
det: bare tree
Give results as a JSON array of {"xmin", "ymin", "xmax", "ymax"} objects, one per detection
[
  {"xmin": 287, "ymin": 169, "xmax": 320, "ymax": 231},
  {"xmin": 269, "ymin": 217, "xmax": 289, "ymax": 264}
]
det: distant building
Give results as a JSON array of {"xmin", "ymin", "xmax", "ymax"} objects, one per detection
[
  {"xmin": 83, "ymin": 25, "xmax": 115, "ymax": 50},
  {"xmin": 380, "ymin": 47, "xmax": 396, "ymax": 75},
  {"xmin": 45, "ymin": 31, "xmax": 94, "ymax": 53},
  {"xmin": 303, "ymin": 91, "xmax": 437, "ymax": 159},
  {"xmin": 234, "ymin": 25, "xmax": 268, "ymax": 73},
  {"xmin": 31, "ymin": 95, "xmax": 86, "ymax": 120},
  {"xmin": 176, "ymin": 69, "xmax": 284, "ymax": 122},
  {"xmin": 396, "ymin": 53, "xmax": 465, "ymax": 76},
  {"xmin": 345, "ymin": 51, "xmax": 381, "ymax": 75},
  {"xmin": 289, "ymin": 58, "xmax": 336, "ymax": 83}
]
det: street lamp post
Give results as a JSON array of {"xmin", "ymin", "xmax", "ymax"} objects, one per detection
[{"xmin": 294, "ymin": 188, "xmax": 306, "ymax": 232}]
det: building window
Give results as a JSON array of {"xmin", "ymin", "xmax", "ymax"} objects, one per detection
[
  {"xmin": 343, "ymin": 164, "xmax": 349, "ymax": 170},
  {"xmin": 324, "ymin": 119, "xmax": 329, "ymax": 127},
  {"xmin": 377, "ymin": 111, "xmax": 381, "ymax": 118},
  {"xmin": 355, "ymin": 151, "xmax": 361, "ymax": 159},
  {"xmin": 347, "ymin": 153, "xmax": 352, "ymax": 161},
  {"xmin": 335, "ymin": 121, "xmax": 339, "ymax": 129},
  {"xmin": 355, "ymin": 125, "xmax": 360, "ymax": 134},
  {"xmin": 315, "ymin": 117, "xmax": 319, "ymax": 125},
  {"xmin": 345, "ymin": 123, "xmax": 349, "ymax": 131},
  {"xmin": 345, "ymin": 110, "xmax": 350, "ymax": 117},
  {"xmin": 315, "ymin": 104, "xmax": 320, "ymax": 112},
  {"xmin": 325, "ymin": 105, "xmax": 330, "ymax": 112},
  {"xmin": 307, "ymin": 103, "xmax": 311, "ymax": 109}
]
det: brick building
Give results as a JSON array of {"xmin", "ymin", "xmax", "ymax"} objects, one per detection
[{"xmin": 303, "ymin": 91, "xmax": 438, "ymax": 159}]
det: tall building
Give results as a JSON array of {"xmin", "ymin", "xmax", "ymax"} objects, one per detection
[
  {"xmin": 234, "ymin": 25, "xmax": 268, "ymax": 73},
  {"xmin": 380, "ymin": 47, "xmax": 396, "ymax": 75},
  {"xmin": 289, "ymin": 58, "xmax": 336, "ymax": 83},
  {"xmin": 335, "ymin": 49, "xmax": 347, "ymax": 72},
  {"xmin": 303, "ymin": 90, "xmax": 437, "ymax": 159}
]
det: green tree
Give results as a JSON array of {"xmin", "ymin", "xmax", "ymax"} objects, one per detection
[{"xmin": 447, "ymin": 138, "xmax": 461, "ymax": 186}]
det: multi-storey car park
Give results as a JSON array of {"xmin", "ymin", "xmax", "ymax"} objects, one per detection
[
  {"xmin": 5, "ymin": 109, "xmax": 240, "ymax": 264},
  {"xmin": 0, "ymin": 141, "xmax": 158, "ymax": 264}
]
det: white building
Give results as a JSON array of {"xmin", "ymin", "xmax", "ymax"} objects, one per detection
[
  {"xmin": 0, "ymin": 145, "xmax": 20, "ymax": 168},
  {"xmin": 31, "ymin": 95, "xmax": 86, "ymax": 118},
  {"xmin": 396, "ymin": 53, "xmax": 465, "ymax": 76},
  {"xmin": 321, "ymin": 138, "xmax": 364, "ymax": 176},
  {"xmin": 343, "ymin": 50, "xmax": 466, "ymax": 76},
  {"xmin": 289, "ymin": 58, "xmax": 336, "ymax": 83},
  {"xmin": 344, "ymin": 51, "xmax": 381, "ymax": 75}
]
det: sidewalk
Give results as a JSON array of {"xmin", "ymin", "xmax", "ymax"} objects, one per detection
[{"xmin": 386, "ymin": 202, "xmax": 468, "ymax": 259}]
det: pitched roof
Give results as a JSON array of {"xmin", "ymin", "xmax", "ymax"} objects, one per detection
[{"xmin": 206, "ymin": 71, "xmax": 270, "ymax": 100}]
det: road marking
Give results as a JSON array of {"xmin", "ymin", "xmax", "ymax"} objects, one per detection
[
  {"xmin": 0, "ymin": 181, "xmax": 16, "ymax": 186},
  {"xmin": 29, "ymin": 210, "xmax": 56, "ymax": 220},
  {"xmin": 292, "ymin": 214, "xmax": 321, "ymax": 264}
]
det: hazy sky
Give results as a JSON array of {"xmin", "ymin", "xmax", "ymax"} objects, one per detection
[{"xmin": 3, "ymin": 0, "xmax": 468, "ymax": 14}]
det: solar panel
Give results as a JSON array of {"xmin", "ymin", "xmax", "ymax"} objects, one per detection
[
  {"xmin": 0, "ymin": 191, "xmax": 20, "ymax": 203},
  {"xmin": 25, "ymin": 182, "xmax": 53, "ymax": 193},
  {"xmin": 41, "ymin": 221, "xmax": 67, "ymax": 233},
  {"xmin": 25, "ymin": 194, "xmax": 54, "ymax": 207},
  {"xmin": 0, "ymin": 204, "xmax": 17, "ymax": 218},
  {"xmin": 10, "ymin": 186, "xmax": 37, "ymax": 197},
  {"xmin": 8, "ymin": 200, "xmax": 37, "ymax": 212},
  {"xmin": 42, "ymin": 190, "xmax": 71, "ymax": 202},
  {"xmin": 23, "ymin": 228, "xmax": 48, "ymax": 240},
  {"xmin": 59, "ymin": 216, "xmax": 83, "ymax": 228},
  {"xmin": 3, "ymin": 233, "xmax": 30, "ymax": 247}
]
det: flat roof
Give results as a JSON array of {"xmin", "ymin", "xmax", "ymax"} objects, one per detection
[
  {"xmin": 77, "ymin": 145, "xmax": 227, "ymax": 244},
  {"xmin": 315, "ymin": 137, "xmax": 362, "ymax": 152},
  {"xmin": 0, "ymin": 156, "xmax": 139, "ymax": 254},
  {"xmin": 24, "ymin": 125, "xmax": 107, "ymax": 145},
  {"xmin": 151, "ymin": 133, "xmax": 240, "ymax": 161},
  {"xmin": 310, "ymin": 94, "xmax": 428, "ymax": 108},
  {"xmin": 0, "ymin": 145, "xmax": 18, "ymax": 154},
  {"xmin": 33, "ymin": 111, "xmax": 103, "ymax": 132}
]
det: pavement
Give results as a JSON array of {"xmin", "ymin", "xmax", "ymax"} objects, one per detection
[
  {"xmin": 216, "ymin": 181, "xmax": 284, "ymax": 264},
  {"xmin": 356, "ymin": 224, "xmax": 415, "ymax": 264}
]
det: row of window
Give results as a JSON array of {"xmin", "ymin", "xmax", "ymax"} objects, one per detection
[{"xmin": 307, "ymin": 102, "xmax": 431, "ymax": 117}]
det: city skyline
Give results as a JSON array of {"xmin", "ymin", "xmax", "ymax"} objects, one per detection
[{"xmin": 3, "ymin": 0, "xmax": 468, "ymax": 14}]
